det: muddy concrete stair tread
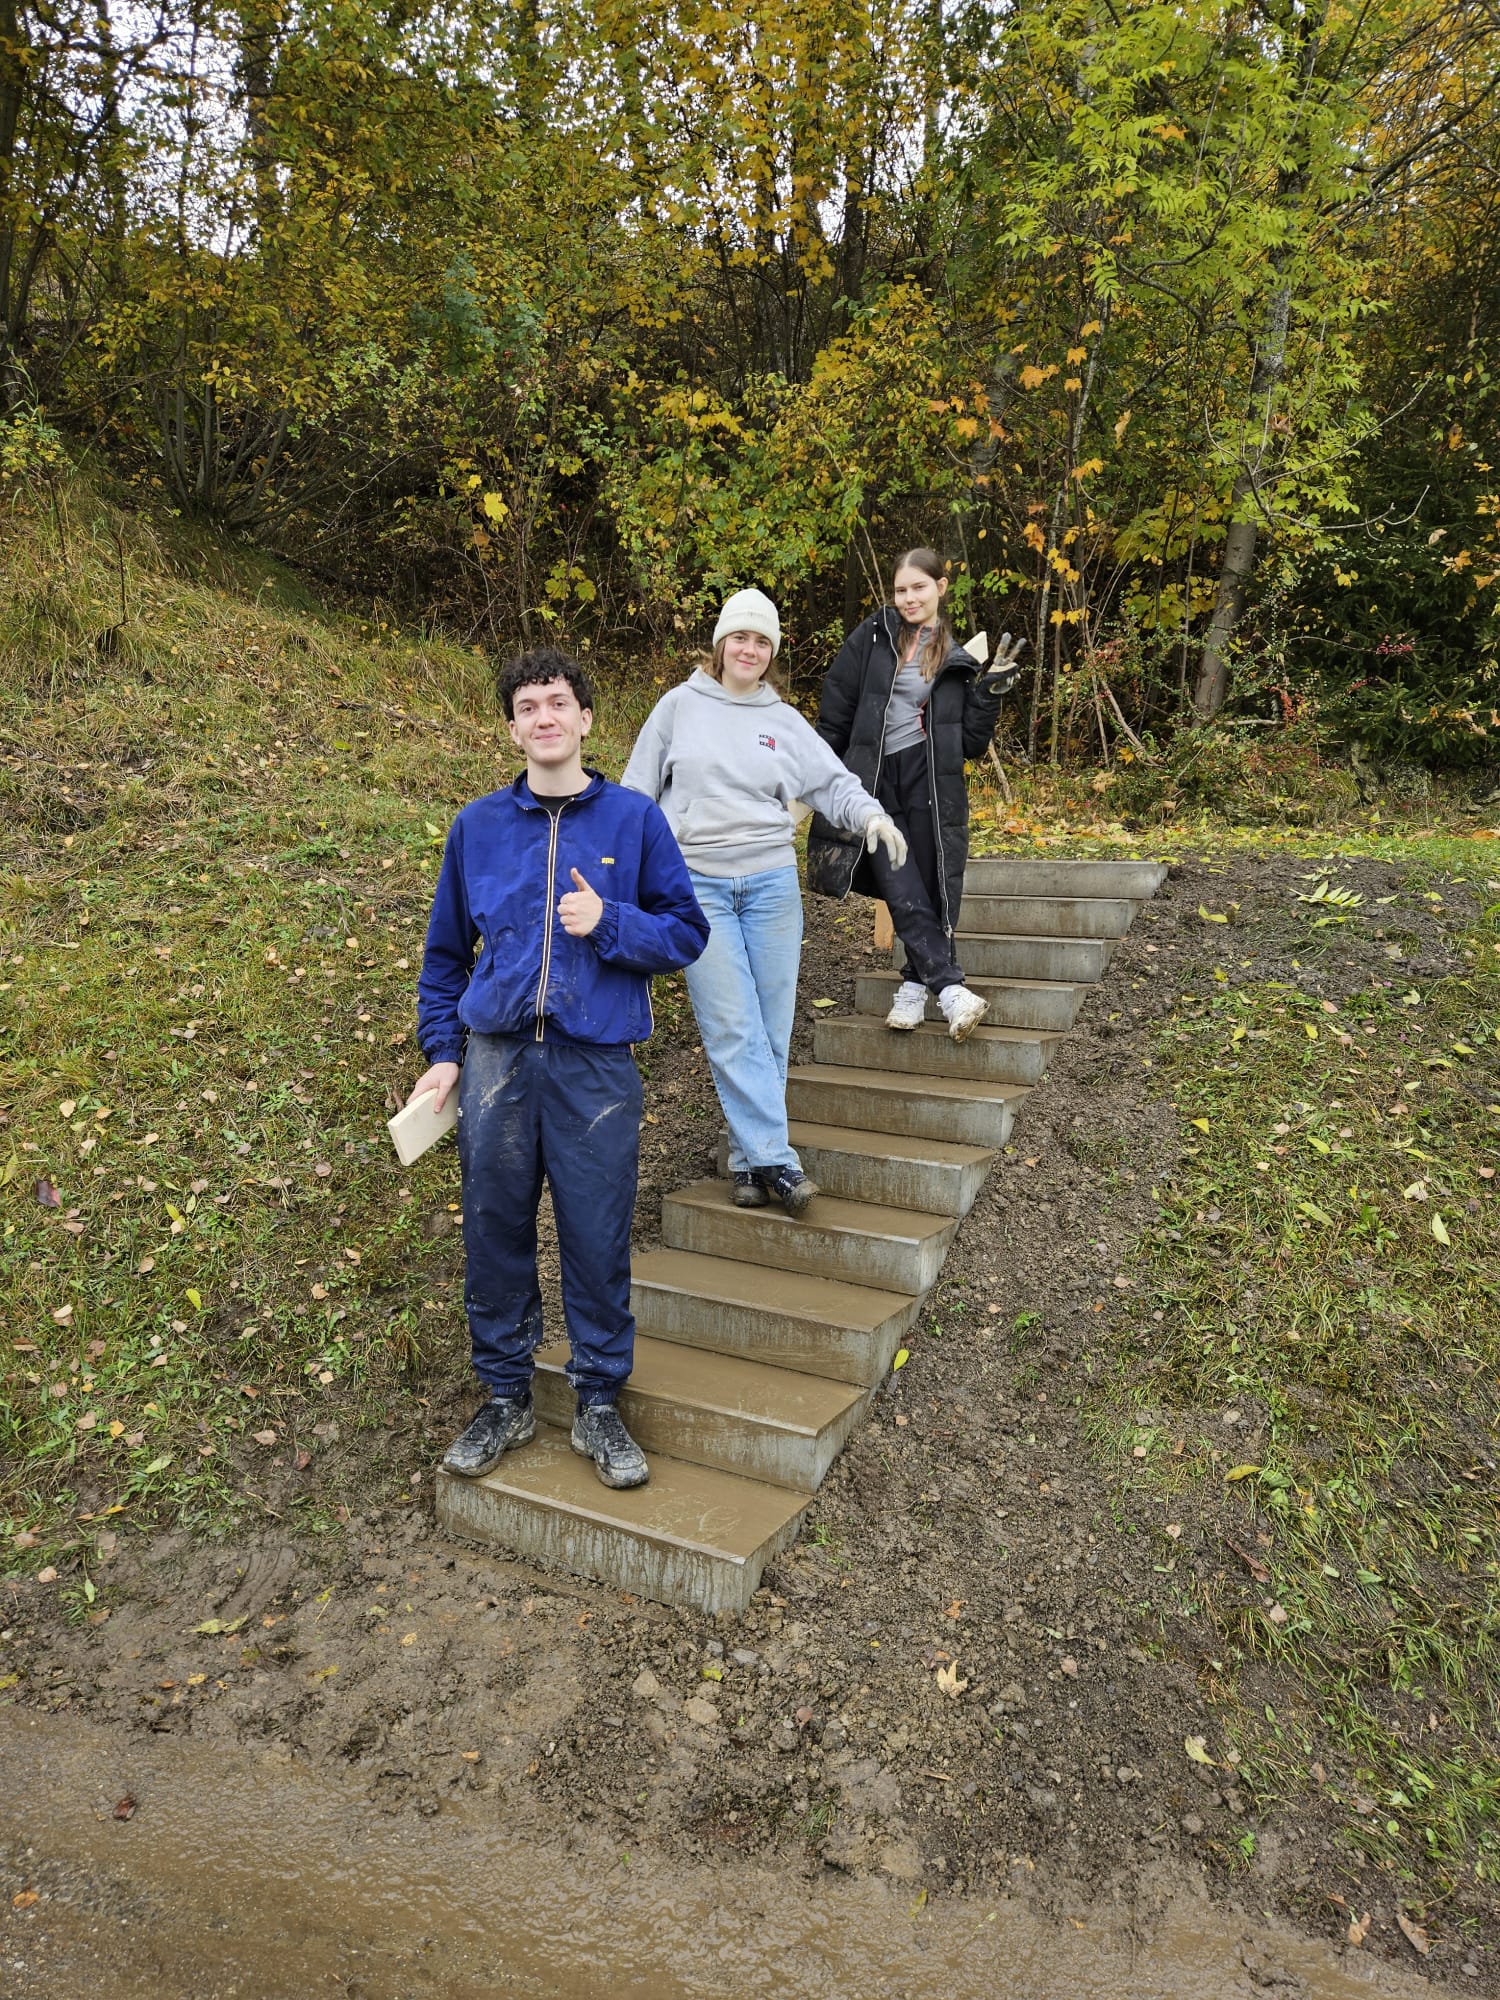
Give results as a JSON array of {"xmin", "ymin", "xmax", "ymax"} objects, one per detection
[
  {"xmin": 785, "ymin": 1063, "xmax": 1024, "ymax": 1147},
  {"xmin": 958, "ymin": 894, "xmax": 1134, "ymax": 939},
  {"xmin": 813, "ymin": 1014, "xmax": 1058, "ymax": 1086},
  {"xmin": 785, "ymin": 1121, "xmax": 994, "ymax": 1217},
  {"xmin": 630, "ymin": 1246, "xmax": 921, "ymax": 1386},
  {"xmin": 713, "ymin": 1121, "xmax": 994, "ymax": 1216},
  {"xmin": 942, "ymin": 933, "xmax": 1114, "ymax": 982},
  {"xmin": 662, "ymin": 1177, "xmax": 955, "ymax": 1296},
  {"xmin": 533, "ymin": 1334, "xmax": 867, "ymax": 1490},
  {"xmin": 436, "ymin": 1423, "xmax": 808, "ymax": 1615},
  {"xmin": 963, "ymin": 856, "xmax": 1167, "ymax": 900},
  {"xmin": 855, "ymin": 969, "xmax": 1085, "ymax": 1032}
]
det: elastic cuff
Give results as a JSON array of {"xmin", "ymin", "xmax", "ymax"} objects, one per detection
[
  {"xmin": 476, "ymin": 1375, "xmax": 533, "ymax": 1399},
  {"xmin": 589, "ymin": 899, "xmax": 620, "ymax": 955},
  {"xmin": 574, "ymin": 1388, "xmax": 620, "ymax": 1410}
]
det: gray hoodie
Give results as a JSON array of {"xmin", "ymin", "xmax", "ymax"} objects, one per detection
[{"xmin": 621, "ymin": 669, "xmax": 881, "ymax": 878}]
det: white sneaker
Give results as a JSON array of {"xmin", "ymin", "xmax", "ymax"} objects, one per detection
[
  {"xmin": 939, "ymin": 984, "xmax": 988, "ymax": 1043},
  {"xmin": 884, "ymin": 980, "xmax": 928, "ymax": 1031}
]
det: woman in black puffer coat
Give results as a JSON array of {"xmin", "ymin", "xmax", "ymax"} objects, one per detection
[{"xmin": 806, "ymin": 547, "xmax": 1023, "ymax": 1041}]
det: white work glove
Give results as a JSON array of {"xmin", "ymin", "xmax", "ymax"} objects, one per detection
[
  {"xmin": 863, "ymin": 813, "xmax": 908, "ymax": 869},
  {"xmin": 977, "ymin": 631, "xmax": 1028, "ymax": 692}
]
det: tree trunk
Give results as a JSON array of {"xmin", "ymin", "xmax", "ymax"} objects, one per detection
[
  {"xmin": 1192, "ymin": 0, "xmax": 1323, "ymax": 718},
  {"xmin": 234, "ymin": 0, "xmax": 283, "ymax": 245},
  {"xmin": 1192, "ymin": 273, "xmax": 1292, "ymax": 718},
  {"xmin": 0, "ymin": 0, "xmax": 25, "ymax": 407}
]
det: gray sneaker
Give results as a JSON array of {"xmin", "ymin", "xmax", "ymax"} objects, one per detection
[
  {"xmin": 571, "ymin": 1402, "xmax": 649, "ymax": 1489},
  {"xmin": 441, "ymin": 1393, "xmax": 535, "ymax": 1477}
]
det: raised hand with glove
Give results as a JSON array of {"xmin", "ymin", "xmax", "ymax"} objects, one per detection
[
  {"xmin": 862, "ymin": 813, "xmax": 908, "ymax": 869},
  {"xmin": 976, "ymin": 631, "xmax": 1029, "ymax": 694}
]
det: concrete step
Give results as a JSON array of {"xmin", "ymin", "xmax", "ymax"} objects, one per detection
[
  {"xmin": 436, "ymin": 1423, "xmax": 808, "ymax": 1616},
  {"xmin": 856, "ymin": 969, "xmax": 1084, "ymax": 1032},
  {"xmin": 630, "ymin": 1247, "xmax": 919, "ymax": 1386},
  {"xmin": 943, "ymin": 932, "xmax": 1113, "ymax": 983},
  {"xmin": 964, "ymin": 857, "xmax": 1167, "ymax": 901},
  {"xmin": 533, "ymin": 1334, "xmax": 867, "ymax": 1492},
  {"xmin": 716, "ymin": 1121, "xmax": 994, "ymax": 1216},
  {"xmin": 959, "ymin": 894, "xmax": 1133, "ymax": 939},
  {"xmin": 662, "ymin": 1178, "xmax": 953, "ymax": 1297},
  {"xmin": 786, "ymin": 1063, "xmax": 1022, "ymax": 1148},
  {"xmin": 814, "ymin": 1013, "xmax": 1055, "ymax": 1087}
]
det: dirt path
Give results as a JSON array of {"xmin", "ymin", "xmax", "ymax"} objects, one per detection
[
  {"xmin": 4, "ymin": 854, "xmax": 1490, "ymax": 1993},
  {"xmin": 2, "ymin": 1706, "xmax": 1435, "ymax": 2000}
]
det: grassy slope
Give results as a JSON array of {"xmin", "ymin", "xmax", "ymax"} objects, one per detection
[
  {"xmin": 3, "ymin": 475, "xmax": 1498, "ymax": 1914},
  {"xmin": 0, "ymin": 478, "xmax": 665, "ymax": 1559},
  {"xmin": 1108, "ymin": 860, "xmax": 1500, "ymax": 1902}
]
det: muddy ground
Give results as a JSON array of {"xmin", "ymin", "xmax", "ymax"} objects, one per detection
[{"xmin": 4, "ymin": 854, "xmax": 1490, "ymax": 1994}]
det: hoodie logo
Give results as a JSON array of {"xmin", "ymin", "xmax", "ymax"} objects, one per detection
[{"xmin": 758, "ymin": 733, "xmax": 777, "ymax": 751}]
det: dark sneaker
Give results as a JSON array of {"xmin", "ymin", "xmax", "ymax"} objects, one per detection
[
  {"xmin": 756, "ymin": 1165, "xmax": 820, "ymax": 1217},
  {"xmin": 571, "ymin": 1402, "xmax": 649, "ymax": 1490},
  {"xmin": 731, "ymin": 1170, "xmax": 770, "ymax": 1208},
  {"xmin": 441, "ymin": 1394, "xmax": 535, "ymax": 1478}
]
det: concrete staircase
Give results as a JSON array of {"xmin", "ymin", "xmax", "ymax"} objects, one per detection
[{"xmin": 437, "ymin": 855, "xmax": 1167, "ymax": 1612}]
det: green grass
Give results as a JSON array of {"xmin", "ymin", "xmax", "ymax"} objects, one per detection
[
  {"xmin": 1096, "ymin": 873, "xmax": 1500, "ymax": 1902},
  {"xmin": 0, "ymin": 475, "xmax": 660, "ymax": 1561}
]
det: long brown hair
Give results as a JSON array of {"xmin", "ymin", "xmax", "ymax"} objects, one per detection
[{"xmin": 894, "ymin": 547, "xmax": 955, "ymax": 680}]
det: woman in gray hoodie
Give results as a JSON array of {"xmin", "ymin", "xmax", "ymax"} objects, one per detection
[{"xmin": 622, "ymin": 589, "xmax": 905, "ymax": 1214}]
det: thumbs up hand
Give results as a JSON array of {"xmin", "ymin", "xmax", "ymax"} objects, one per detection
[{"xmin": 558, "ymin": 866, "xmax": 605, "ymax": 938}]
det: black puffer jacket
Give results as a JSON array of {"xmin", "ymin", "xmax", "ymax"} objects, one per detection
[{"xmin": 806, "ymin": 608, "xmax": 1010, "ymax": 932}]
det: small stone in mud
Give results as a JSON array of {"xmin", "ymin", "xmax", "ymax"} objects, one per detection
[
  {"xmin": 631, "ymin": 1669, "xmax": 661, "ymax": 1700},
  {"xmin": 731, "ymin": 1648, "xmax": 760, "ymax": 1668},
  {"xmin": 1180, "ymin": 1813, "xmax": 1204, "ymax": 1835},
  {"xmin": 876, "ymin": 1838, "xmax": 924, "ymax": 1882},
  {"xmin": 771, "ymin": 1721, "xmax": 799, "ymax": 1753},
  {"xmin": 820, "ymin": 1719, "xmax": 848, "ymax": 1752},
  {"xmin": 683, "ymin": 1696, "xmax": 719, "ymax": 1729}
]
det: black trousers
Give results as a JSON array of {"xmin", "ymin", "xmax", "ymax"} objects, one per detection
[{"xmin": 867, "ymin": 742, "xmax": 965, "ymax": 993}]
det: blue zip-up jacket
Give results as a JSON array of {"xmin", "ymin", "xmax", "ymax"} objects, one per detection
[{"xmin": 417, "ymin": 771, "xmax": 709, "ymax": 1061}]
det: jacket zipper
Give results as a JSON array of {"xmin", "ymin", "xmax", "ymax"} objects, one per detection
[
  {"xmin": 532, "ymin": 801, "xmax": 570, "ymax": 1042},
  {"xmin": 872, "ymin": 612, "xmax": 896, "ymax": 805},
  {"xmin": 925, "ymin": 711, "xmax": 951, "ymax": 937}
]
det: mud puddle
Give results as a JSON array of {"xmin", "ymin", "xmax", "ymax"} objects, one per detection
[{"xmin": 1, "ymin": 1710, "xmax": 1436, "ymax": 2000}]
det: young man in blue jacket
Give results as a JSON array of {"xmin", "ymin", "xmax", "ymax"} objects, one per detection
[{"xmin": 406, "ymin": 648, "xmax": 709, "ymax": 1490}]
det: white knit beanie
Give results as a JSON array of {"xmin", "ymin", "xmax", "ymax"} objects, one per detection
[{"xmin": 713, "ymin": 588, "xmax": 781, "ymax": 657}]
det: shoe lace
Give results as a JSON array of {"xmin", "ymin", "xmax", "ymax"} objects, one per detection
[{"xmin": 588, "ymin": 1405, "xmax": 632, "ymax": 1450}]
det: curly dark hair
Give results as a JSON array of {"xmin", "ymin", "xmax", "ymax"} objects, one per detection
[{"xmin": 496, "ymin": 647, "xmax": 596, "ymax": 721}]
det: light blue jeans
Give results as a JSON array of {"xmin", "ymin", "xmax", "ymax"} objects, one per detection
[{"xmin": 685, "ymin": 866, "xmax": 803, "ymax": 1175}]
